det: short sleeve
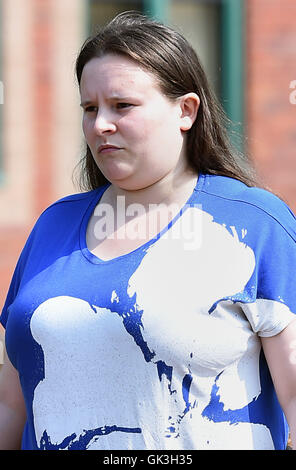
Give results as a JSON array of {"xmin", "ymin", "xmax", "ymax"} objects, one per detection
[
  {"xmin": 0, "ymin": 258, "xmax": 23, "ymax": 329},
  {"xmin": 242, "ymin": 204, "xmax": 296, "ymax": 337},
  {"xmin": 0, "ymin": 225, "xmax": 36, "ymax": 329}
]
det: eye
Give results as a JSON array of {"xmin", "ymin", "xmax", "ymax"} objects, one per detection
[
  {"xmin": 116, "ymin": 102, "xmax": 133, "ymax": 110},
  {"xmin": 84, "ymin": 105, "xmax": 98, "ymax": 113}
]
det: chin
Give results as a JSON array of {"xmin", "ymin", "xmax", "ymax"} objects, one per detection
[
  {"xmin": 100, "ymin": 162, "xmax": 166, "ymax": 191},
  {"xmin": 107, "ymin": 175, "xmax": 149, "ymax": 191},
  {"xmin": 111, "ymin": 180, "xmax": 146, "ymax": 191},
  {"xmin": 114, "ymin": 178, "xmax": 164, "ymax": 192},
  {"xmin": 98, "ymin": 164, "xmax": 134, "ymax": 185}
]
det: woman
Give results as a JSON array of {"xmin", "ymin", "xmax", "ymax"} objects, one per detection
[{"xmin": 1, "ymin": 11, "xmax": 296, "ymax": 450}]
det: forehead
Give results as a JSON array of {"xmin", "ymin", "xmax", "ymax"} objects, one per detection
[{"xmin": 80, "ymin": 54, "xmax": 159, "ymax": 95}]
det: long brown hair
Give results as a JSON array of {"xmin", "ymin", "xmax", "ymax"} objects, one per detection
[{"xmin": 75, "ymin": 11, "xmax": 257, "ymax": 190}]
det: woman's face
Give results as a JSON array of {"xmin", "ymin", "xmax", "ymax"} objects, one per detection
[{"xmin": 80, "ymin": 54, "xmax": 194, "ymax": 190}]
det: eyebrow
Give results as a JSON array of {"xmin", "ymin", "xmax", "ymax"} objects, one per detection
[
  {"xmin": 80, "ymin": 96, "xmax": 139, "ymax": 107},
  {"xmin": 80, "ymin": 100, "xmax": 93, "ymax": 108}
]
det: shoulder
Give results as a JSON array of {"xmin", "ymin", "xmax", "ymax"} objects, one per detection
[
  {"xmin": 198, "ymin": 174, "xmax": 296, "ymax": 243},
  {"xmin": 42, "ymin": 189, "xmax": 100, "ymax": 214},
  {"xmin": 36, "ymin": 187, "xmax": 108, "ymax": 224},
  {"xmin": 25, "ymin": 186, "xmax": 108, "ymax": 245}
]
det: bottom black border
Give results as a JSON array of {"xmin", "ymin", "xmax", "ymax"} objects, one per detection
[{"xmin": 0, "ymin": 449, "xmax": 293, "ymax": 463}]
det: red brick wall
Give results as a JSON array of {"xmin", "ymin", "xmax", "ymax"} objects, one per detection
[
  {"xmin": 246, "ymin": 0, "xmax": 296, "ymax": 211},
  {"xmin": 32, "ymin": 0, "xmax": 55, "ymax": 216},
  {"xmin": 0, "ymin": 0, "xmax": 55, "ymax": 309}
]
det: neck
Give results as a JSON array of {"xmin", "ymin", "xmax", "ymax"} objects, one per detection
[{"xmin": 108, "ymin": 168, "xmax": 198, "ymax": 210}]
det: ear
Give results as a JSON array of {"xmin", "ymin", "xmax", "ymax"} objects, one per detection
[{"xmin": 179, "ymin": 93, "xmax": 200, "ymax": 131}]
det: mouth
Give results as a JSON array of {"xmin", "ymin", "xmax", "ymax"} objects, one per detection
[{"xmin": 98, "ymin": 144, "xmax": 122, "ymax": 154}]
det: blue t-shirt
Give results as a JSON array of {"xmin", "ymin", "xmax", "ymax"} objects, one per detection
[{"xmin": 1, "ymin": 173, "xmax": 296, "ymax": 450}]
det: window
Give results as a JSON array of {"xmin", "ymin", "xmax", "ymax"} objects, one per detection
[
  {"xmin": 88, "ymin": 0, "xmax": 142, "ymax": 33},
  {"xmin": 169, "ymin": 0, "xmax": 222, "ymax": 98}
]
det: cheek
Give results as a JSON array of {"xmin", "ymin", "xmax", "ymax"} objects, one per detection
[
  {"xmin": 122, "ymin": 108, "xmax": 157, "ymax": 137},
  {"xmin": 82, "ymin": 117, "xmax": 93, "ymax": 142},
  {"xmin": 82, "ymin": 117, "xmax": 88, "ymax": 138},
  {"xmin": 120, "ymin": 116, "xmax": 145, "ymax": 139}
]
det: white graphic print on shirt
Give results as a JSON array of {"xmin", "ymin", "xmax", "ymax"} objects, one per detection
[{"xmin": 29, "ymin": 208, "xmax": 282, "ymax": 449}]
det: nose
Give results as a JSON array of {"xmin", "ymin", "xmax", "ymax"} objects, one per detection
[{"xmin": 94, "ymin": 110, "xmax": 116, "ymax": 136}]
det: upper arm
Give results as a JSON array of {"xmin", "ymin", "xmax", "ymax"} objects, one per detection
[
  {"xmin": 0, "ymin": 332, "xmax": 26, "ymax": 450},
  {"xmin": 0, "ymin": 335, "xmax": 26, "ymax": 417},
  {"xmin": 261, "ymin": 319, "xmax": 296, "ymax": 410},
  {"xmin": 0, "ymin": 325, "xmax": 4, "ymax": 368}
]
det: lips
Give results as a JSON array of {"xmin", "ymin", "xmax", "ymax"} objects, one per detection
[{"xmin": 98, "ymin": 144, "xmax": 122, "ymax": 154}]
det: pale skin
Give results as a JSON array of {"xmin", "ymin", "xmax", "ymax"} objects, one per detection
[{"xmin": 0, "ymin": 53, "xmax": 296, "ymax": 449}]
